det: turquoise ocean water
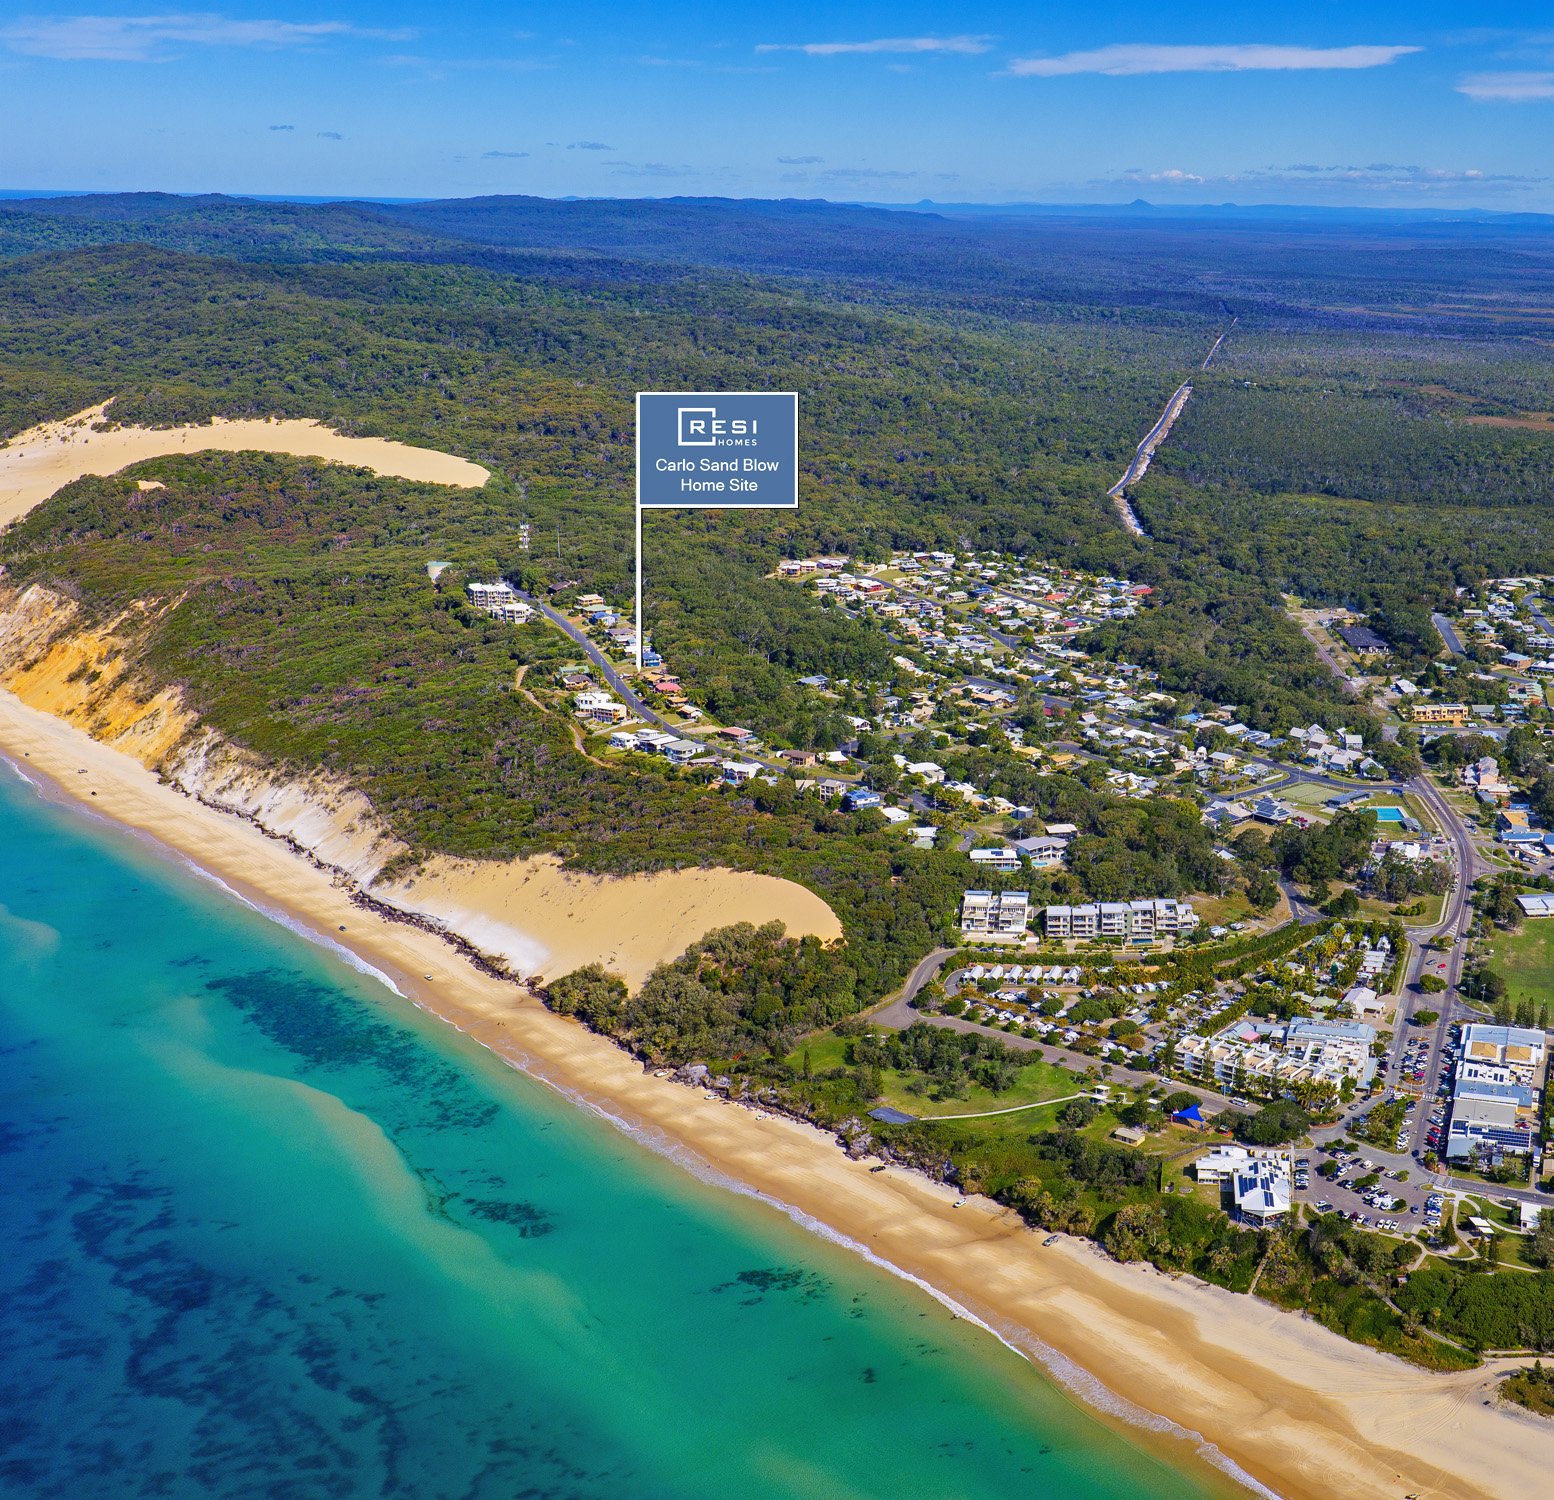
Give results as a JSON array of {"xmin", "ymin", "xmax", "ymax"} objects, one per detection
[{"xmin": 0, "ymin": 762, "xmax": 1237, "ymax": 1500}]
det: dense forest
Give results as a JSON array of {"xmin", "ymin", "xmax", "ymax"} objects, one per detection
[
  {"xmin": 3, "ymin": 193, "xmax": 1554, "ymax": 1008},
  {"xmin": 6, "ymin": 192, "xmax": 1552, "ymax": 1398}
]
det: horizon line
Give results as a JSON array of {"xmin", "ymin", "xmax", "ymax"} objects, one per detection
[{"xmin": 1, "ymin": 187, "xmax": 1551, "ymax": 221}]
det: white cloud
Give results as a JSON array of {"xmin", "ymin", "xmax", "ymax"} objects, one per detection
[
  {"xmin": 777, "ymin": 155, "xmax": 823, "ymax": 165},
  {"xmin": 0, "ymin": 13, "xmax": 412, "ymax": 63},
  {"xmin": 379, "ymin": 53, "xmax": 547, "ymax": 76},
  {"xmin": 757, "ymin": 35, "xmax": 992, "ymax": 58},
  {"xmin": 482, "ymin": 149, "xmax": 528, "ymax": 159},
  {"xmin": 1457, "ymin": 70, "xmax": 1554, "ymax": 102},
  {"xmin": 608, "ymin": 161, "xmax": 698, "ymax": 178},
  {"xmin": 1128, "ymin": 168, "xmax": 1205, "ymax": 184},
  {"xmin": 1008, "ymin": 43, "xmax": 1420, "ymax": 78}
]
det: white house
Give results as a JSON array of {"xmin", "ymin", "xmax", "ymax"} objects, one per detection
[{"xmin": 574, "ymin": 691, "xmax": 629, "ymax": 725}]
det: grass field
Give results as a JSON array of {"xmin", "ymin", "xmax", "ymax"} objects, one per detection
[
  {"xmin": 790, "ymin": 1032, "xmax": 1086, "ymax": 1120},
  {"xmin": 1191, "ymin": 889, "xmax": 1289, "ymax": 930},
  {"xmin": 1280, "ymin": 780, "xmax": 1342, "ymax": 809},
  {"xmin": 1486, "ymin": 921, "xmax": 1554, "ymax": 1011},
  {"xmin": 1351, "ymin": 887, "xmax": 1447, "ymax": 927}
]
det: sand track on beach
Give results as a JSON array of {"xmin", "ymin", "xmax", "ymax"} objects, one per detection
[{"xmin": 0, "ymin": 401, "xmax": 489, "ymax": 530}]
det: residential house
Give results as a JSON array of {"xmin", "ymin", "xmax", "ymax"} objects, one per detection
[{"xmin": 574, "ymin": 691, "xmax": 629, "ymax": 725}]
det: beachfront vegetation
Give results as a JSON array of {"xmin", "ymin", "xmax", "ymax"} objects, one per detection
[
  {"xmin": 6, "ymin": 195, "xmax": 1554, "ymax": 1379},
  {"xmin": 1501, "ymin": 1362, "xmax": 1554, "ymax": 1418}
]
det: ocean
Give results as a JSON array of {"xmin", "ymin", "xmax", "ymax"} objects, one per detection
[{"xmin": 0, "ymin": 762, "xmax": 1232, "ymax": 1500}]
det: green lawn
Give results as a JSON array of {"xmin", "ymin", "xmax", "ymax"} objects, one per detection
[
  {"xmin": 1350, "ymin": 790, "xmax": 1440, "ymax": 836},
  {"xmin": 1280, "ymin": 780, "xmax": 1341, "ymax": 809},
  {"xmin": 1193, "ymin": 889, "xmax": 1287, "ymax": 930},
  {"xmin": 1486, "ymin": 922, "xmax": 1554, "ymax": 1010},
  {"xmin": 789, "ymin": 1032, "xmax": 1086, "ymax": 1121},
  {"xmin": 1351, "ymin": 887, "xmax": 1446, "ymax": 927}
]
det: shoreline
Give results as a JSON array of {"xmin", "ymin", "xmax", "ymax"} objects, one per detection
[{"xmin": 3, "ymin": 687, "xmax": 1552, "ymax": 1500}]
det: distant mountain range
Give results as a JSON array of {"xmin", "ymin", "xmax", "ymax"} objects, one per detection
[{"xmin": 4, "ymin": 187, "xmax": 1553, "ymax": 232}]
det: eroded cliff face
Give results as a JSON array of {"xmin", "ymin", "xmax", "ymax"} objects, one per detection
[
  {"xmin": 0, "ymin": 581, "xmax": 842, "ymax": 986},
  {"xmin": 0, "ymin": 581, "xmax": 407, "ymax": 886},
  {"xmin": 0, "ymin": 583, "xmax": 192, "ymax": 765},
  {"xmin": 168, "ymin": 732, "xmax": 407, "ymax": 887}
]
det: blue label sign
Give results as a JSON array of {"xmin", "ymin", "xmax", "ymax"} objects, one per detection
[{"xmin": 636, "ymin": 391, "xmax": 799, "ymax": 508}]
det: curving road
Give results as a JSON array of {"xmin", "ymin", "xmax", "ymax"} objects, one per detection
[
  {"xmin": 517, "ymin": 590, "xmax": 677, "ymax": 730},
  {"xmin": 863, "ymin": 946, "xmax": 1242, "ymax": 1115},
  {"xmin": 517, "ymin": 588, "xmax": 796, "ymax": 773}
]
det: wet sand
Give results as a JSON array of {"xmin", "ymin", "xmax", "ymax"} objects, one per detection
[{"xmin": 2, "ymin": 685, "xmax": 1550, "ymax": 1500}]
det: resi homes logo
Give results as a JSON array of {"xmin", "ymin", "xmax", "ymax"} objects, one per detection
[
  {"xmin": 677, "ymin": 405, "xmax": 758, "ymax": 447},
  {"xmin": 638, "ymin": 391, "xmax": 797, "ymax": 509}
]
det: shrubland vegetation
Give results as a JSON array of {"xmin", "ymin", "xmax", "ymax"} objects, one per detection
[{"xmin": 6, "ymin": 193, "xmax": 1554, "ymax": 1377}]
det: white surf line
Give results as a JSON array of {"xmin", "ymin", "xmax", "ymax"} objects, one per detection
[
  {"xmin": 540, "ymin": 1074, "xmax": 1280, "ymax": 1500},
  {"xmin": 0, "ymin": 734, "xmax": 1277, "ymax": 1498},
  {"xmin": 177, "ymin": 863, "xmax": 411, "ymax": 999},
  {"xmin": 0, "ymin": 751, "xmax": 39, "ymax": 788},
  {"xmin": 0, "ymin": 748, "xmax": 411, "ymax": 999}
]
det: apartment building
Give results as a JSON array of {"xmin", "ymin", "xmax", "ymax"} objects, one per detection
[
  {"xmin": 959, "ymin": 890, "xmax": 1031, "ymax": 940},
  {"xmin": 573, "ymin": 691, "xmax": 629, "ymax": 725},
  {"xmin": 467, "ymin": 580, "xmax": 533, "ymax": 623},
  {"xmin": 1411, "ymin": 702, "xmax": 1470, "ymax": 725},
  {"xmin": 1042, "ymin": 899, "xmax": 1198, "ymax": 942},
  {"xmin": 1177, "ymin": 1018, "xmax": 1378, "ymax": 1095}
]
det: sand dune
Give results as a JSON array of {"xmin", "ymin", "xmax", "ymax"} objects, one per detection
[
  {"xmin": 0, "ymin": 577, "xmax": 843, "ymax": 990},
  {"xmin": 379, "ymin": 854, "xmax": 845, "ymax": 986},
  {"xmin": 0, "ymin": 401, "xmax": 489, "ymax": 530}
]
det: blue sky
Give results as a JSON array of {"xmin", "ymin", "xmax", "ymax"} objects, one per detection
[{"xmin": 2, "ymin": 3, "xmax": 1553, "ymax": 207}]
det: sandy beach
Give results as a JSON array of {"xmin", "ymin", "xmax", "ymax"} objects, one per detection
[
  {"xmin": 0, "ymin": 401, "xmax": 489, "ymax": 528},
  {"xmin": 2, "ymin": 686, "xmax": 1550, "ymax": 1500}
]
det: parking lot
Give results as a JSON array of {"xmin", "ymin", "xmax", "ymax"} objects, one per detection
[{"xmin": 1299, "ymin": 1140, "xmax": 1445, "ymax": 1235}]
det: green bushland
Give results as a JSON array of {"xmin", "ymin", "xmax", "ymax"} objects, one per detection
[{"xmin": 4, "ymin": 196, "xmax": 1553, "ymax": 1376}]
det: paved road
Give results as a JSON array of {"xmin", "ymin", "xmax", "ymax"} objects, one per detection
[
  {"xmin": 1527, "ymin": 598, "xmax": 1554, "ymax": 639},
  {"xmin": 518, "ymin": 590, "xmax": 796, "ymax": 773},
  {"xmin": 1277, "ymin": 875, "xmax": 1325, "ymax": 925},
  {"xmin": 1105, "ymin": 381, "xmax": 1192, "ymax": 539},
  {"xmin": 863, "ymin": 947, "xmax": 1242, "ymax": 1115},
  {"xmin": 1102, "ymin": 322, "xmax": 1234, "ymax": 539},
  {"xmin": 518, "ymin": 591, "xmax": 678, "ymax": 731},
  {"xmin": 1400, "ymin": 774, "xmax": 1487, "ymax": 1159},
  {"xmin": 1200, "ymin": 316, "xmax": 1236, "ymax": 370},
  {"xmin": 1431, "ymin": 611, "xmax": 1466, "ymax": 658},
  {"xmin": 1108, "ymin": 381, "xmax": 1193, "ymax": 502},
  {"xmin": 1288, "ymin": 609, "xmax": 1369, "ymax": 696}
]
